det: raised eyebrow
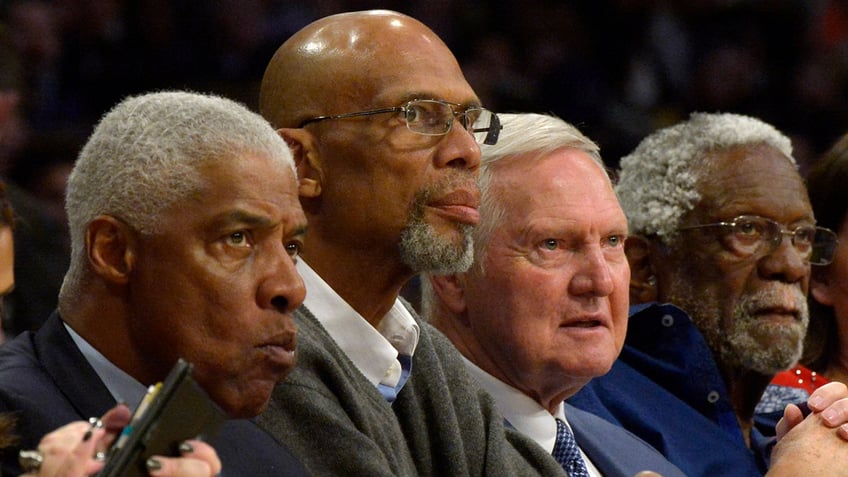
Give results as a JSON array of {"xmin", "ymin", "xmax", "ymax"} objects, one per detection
[{"xmin": 218, "ymin": 210, "xmax": 274, "ymax": 229}]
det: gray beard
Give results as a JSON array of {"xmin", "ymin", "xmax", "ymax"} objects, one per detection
[
  {"xmin": 669, "ymin": 278, "xmax": 808, "ymax": 375},
  {"xmin": 398, "ymin": 197, "xmax": 474, "ymax": 274}
]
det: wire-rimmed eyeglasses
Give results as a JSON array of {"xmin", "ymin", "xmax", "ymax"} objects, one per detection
[
  {"xmin": 677, "ymin": 215, "xmax": 839, "ymax": 266},
  {"xmin": 299, "ymin": 99, "xmax": 502, "ymax": 145}
]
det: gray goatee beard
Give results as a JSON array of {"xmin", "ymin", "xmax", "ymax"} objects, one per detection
[{"xmin": 398, "ymin": 189, "xmax": 474, "ymax": 274}]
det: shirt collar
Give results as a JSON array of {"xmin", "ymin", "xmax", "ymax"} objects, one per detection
[
  {"xmin": 64, "ymin": 322, "xmax": 148, "ymax": 410},
  {"xmin": 461, "ymin": 356, "xmax": 565, "ymax": 453},
  {"xmin": 297, "ymin": 259, "xmax": 419, "ymax": 388}
]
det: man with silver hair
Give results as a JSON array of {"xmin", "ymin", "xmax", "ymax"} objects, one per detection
[
  {"xmin": 0, "ymin": 91, "xmax": 310, "ymax": 475},
  {"xmin": 424, "ymin": 112, "xmax": 686, "ymax": 477},
  {"xmin": 570, "ymin": 112, "xmax": 844, "ymax": 476}
]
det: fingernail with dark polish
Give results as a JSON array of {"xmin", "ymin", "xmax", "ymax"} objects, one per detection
[
  {"xmin": 179, "ymin": 441, "xmax": 194, "ymax": 454},
  {"xmin": 146, "ymin": 458, "xmax": 162, "ymax": 471}
]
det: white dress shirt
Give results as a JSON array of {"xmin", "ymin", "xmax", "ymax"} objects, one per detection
[
  {"xmin": 296, "ymin": 260, "xmax": 419, "ymax": 390},
  {"xmin": 462, "ymin": 358, "xmax": 602, "ymax": 477}
]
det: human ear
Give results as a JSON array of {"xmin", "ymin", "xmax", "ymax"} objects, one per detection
[
  {"xmin": 626, "ymin": 235, "xmax": 658, "ymax": 304},
  {"xmin": 279, "ymin": 128, "xmax": 323, "ymax": 198},
  {"xmin": 86, "ymin": 216, "xmax": 136, "ymax": 284},
  {"xmin": 811, "ymin": 268, "xmax": 835, "ymax": 306},
  {"xmin": 428, "ymin": 273, "xmax": 468, "ymax": 321}
]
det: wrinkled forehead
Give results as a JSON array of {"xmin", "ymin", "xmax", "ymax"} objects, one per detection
[{"xmin": 691, "ymin": 144, "xmax": 811, "ymax": 221}]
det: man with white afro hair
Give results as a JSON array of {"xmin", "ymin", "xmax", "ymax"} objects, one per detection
[{"xmin": 570, "ymin": 112, "xmax": 845, "ymax": 477}]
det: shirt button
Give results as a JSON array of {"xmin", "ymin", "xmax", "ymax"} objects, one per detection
[
  {"xmin": 661, "ymin": 314, "xmax": 675, "ymax": 327},
  {"xmin": 707, "ymin": 391, "xmax": 720, "ymax": 403}
]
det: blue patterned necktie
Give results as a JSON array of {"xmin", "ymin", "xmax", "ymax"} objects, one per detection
[{"xmin": 553, "ymin": 418, "xmax": 590, "ymax": 477}]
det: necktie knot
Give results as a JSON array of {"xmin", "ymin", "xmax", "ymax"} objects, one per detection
[{"xmin": 553, "ymin": 418, "xmax": 590, "ymax": 477}]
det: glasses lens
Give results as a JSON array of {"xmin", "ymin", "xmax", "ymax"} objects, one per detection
[
  {"xmin": 728, "ymin": 216, "xmax": 774, "ymax": 255},
  {"xmin": 811, "ymin": 227, "xmax": 839, "ymax": 265},
  {"xmin": 405, "ymin": 100, "xmax": 453, "ymax": 136}
]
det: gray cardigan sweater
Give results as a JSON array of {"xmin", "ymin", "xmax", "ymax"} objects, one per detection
[{"xmin": 257, "ymin": 304, "xmax": 566, "ymax": 476}]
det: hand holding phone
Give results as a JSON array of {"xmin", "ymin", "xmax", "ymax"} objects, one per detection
[{"xmin": 98, "ymin": 359, "xmax": 226, "ymax": 477}]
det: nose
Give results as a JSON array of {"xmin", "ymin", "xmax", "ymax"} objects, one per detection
[
  {"xmin": 568, "ymin": 246, "xmax": 615, "ymax": 300},
  {"xmin": 433, "ymin": 118, "xmax": 482, "ymax": 171},
  {"xmin": 259, "ymin": 245, "xmax": 306, "ymax": 314},
  {"xmin": 758, "ymin": 233, "xmax": 809, "ymax": 284}
]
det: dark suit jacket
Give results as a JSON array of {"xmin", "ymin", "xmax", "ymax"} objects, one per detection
[
  {"xmin": 0, "ymin": 312, "xmax": 309, "ymax": 476},
  {"xmin": 565, "ymin": 403, "xmax": 686, "ymax": 477}
]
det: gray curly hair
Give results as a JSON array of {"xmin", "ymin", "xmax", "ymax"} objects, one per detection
[
  {"xmin": 616, "ymin": 112, "xmax": 794, "ymax": 242},
  {"xmin": 61, "ymin": 90, "xmax": 294, "ymax": 296}
]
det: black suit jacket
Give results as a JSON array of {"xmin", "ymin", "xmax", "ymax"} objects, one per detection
[{"xmin": 0, "ymin": 313, "xmax": 310, "ymax": 476}]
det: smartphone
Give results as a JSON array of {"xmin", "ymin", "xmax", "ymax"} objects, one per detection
[{"xmin": 98, "ymin": 359, "xmax": 226, "ymax": 477}]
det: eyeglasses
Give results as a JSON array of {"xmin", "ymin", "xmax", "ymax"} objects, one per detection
[
  {"xmin": 677, "ymin": 215, "xmax": 839, "ymax": 266},
  {"xmin": 299, "ymin": 99, "xmax": 503, "ymax": 145}
]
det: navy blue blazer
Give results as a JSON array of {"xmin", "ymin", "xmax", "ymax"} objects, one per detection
[
  {"xmin": 565, "ymin": 404, "xmax": 686, "ymax": 477},
  {"xmin": 0, "ymin": 313, "xmax": 310, "ymax": 476}
]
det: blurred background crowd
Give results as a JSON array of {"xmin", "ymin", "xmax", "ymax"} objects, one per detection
[{"xmin": 0, "ymin": 0, "xmax": 846, "ymax": 337}]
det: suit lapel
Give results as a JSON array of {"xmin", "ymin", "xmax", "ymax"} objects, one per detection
[{"xmin": 34, "ymin": 312, "xmax": 117, "ymax": 419}]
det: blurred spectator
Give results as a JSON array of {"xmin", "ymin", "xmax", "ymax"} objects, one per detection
[
  {"xmin": 0, "ymin": 0, "xmax": 846, "ymax": 322},
  {"xmin": 756, "ymin": 131, "xmax": 848, "ymax": 423},
  {"xmin": 3, "ymin": 131, "xmax": 77, "ymax": 336}
]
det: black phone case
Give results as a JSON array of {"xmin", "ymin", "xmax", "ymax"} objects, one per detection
[{"xmin": 98, "ymin": 359, "xmax": 226, "ymax": 477}]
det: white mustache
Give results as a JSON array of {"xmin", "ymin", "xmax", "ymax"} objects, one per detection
[{"xmin": 739, "ymin": 285, "xmax": 808, "ymax": 318}]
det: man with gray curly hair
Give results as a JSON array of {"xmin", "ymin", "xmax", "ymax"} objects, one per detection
[
  {"xmin": 570, "ymin": 112, "xmax": 843, "ymax": 476},
  {"xmin": 0, "ymin": 91, "xmax": 310, "ymax": 475}
]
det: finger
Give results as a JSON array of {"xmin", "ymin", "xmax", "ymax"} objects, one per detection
[
  {"xmin": 63, "ymin": 427, "xmax": 108, "ymax": 477},
  {"xmin": 145, "ymin": 455, "xmax": 214, "ymax": 477},
  {"xmin": 634, "ymin": 472, "xmax": 663, "ymax": 477},
  {"xmin": 98, "ymin": 403, "xmax": 133, "ymax": 451},
  {"xmin": 37, "ymin": 425, "xmax": 105, "ymax": 477},
  {"xmin": 807, "ymin": 381, "xmax": 848, "ymax": 412},
  {"xmin": 839, "ymin": 423, "xmax": 848, "ymax": 442},
  {"xmin": 818, "ymin": 397, "xmax": 848, "ymax": 428},
  {"xmin": 776, "ymin": 403, "xmax": 804, "ymax": 440},
  {"xmin": 101, "ymin": 403, "xmax": 132, "ymax": 432},
  {"xmin": 179, "ymin": 440, "xmax": 222, "ymax": 475}
]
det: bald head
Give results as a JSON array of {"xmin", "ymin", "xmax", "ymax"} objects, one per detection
[{"xmin": 260, "ymin": 10, "xmax": 465, "ymax": 129}]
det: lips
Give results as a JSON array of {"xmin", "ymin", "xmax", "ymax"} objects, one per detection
[
  {"xmin": 751, "ymin": 305, "xmax": 800, "ymax": 321},
  {"xmin": 428, "ymin": 189, "xmax": 481, "ymax": 226},
  {"xmin": 258, "ymin": 330, "xmax": 297, "ymax": 371},
  {"xmin": 561, "ymin": 312, "xmax": 609, "ymax": 329}
]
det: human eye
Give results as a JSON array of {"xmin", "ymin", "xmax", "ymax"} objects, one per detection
[
  {"xmin": 406, "ymin": 101, "xmax": 449, "ymax": 132},
  {"xmin": 226, "ymin": 231, "xmax": 252, "ymax": 248},
  {"xmin": 461, "ymin": 108, "xmax": 482, "ymax": 130},
  {"xmin": 541, "ymin": 239, "xmax": 559, "ymax": 251},
  {"xmin": 732, "ymin": 216, "xmax": 767, "ymax": 244},
  {"xmin": 792, "ymin": 226, "xmax": 816, "ymax": 245},
  {"xmin": 284, "ymin": 240, "xmax": 302, "ymax": 260},
  {"xmin": 605, "ymin": 234, "xmax": 627, "ymax": 248}
]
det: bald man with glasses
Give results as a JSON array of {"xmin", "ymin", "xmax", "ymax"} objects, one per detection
[{"xmin": 255, "ymin": 10, "xmax": 563, "ymax": 477}]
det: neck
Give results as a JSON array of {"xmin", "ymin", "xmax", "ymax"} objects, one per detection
[
  {"xmin": 721, "ymin": 364, "xmax": 772, "ymax": 448},
  {"xmin": 301, "ymin": 243, "xmax": 412, "ymax": 328},
  {"xmin": 824, "ymin": 351, "xmax": 848, "ymax": 384}
]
